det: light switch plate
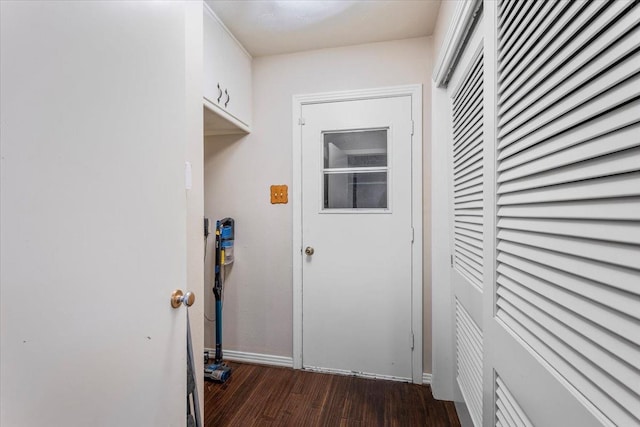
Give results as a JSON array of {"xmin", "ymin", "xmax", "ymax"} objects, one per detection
[{"xmin": 270, "ymin": 185, "xmax": 288, "ymax": 204}]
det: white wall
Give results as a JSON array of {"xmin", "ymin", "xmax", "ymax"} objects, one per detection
[{"xmin": 204, "ymin": 36, "xmax": 434, "ymax": 371}]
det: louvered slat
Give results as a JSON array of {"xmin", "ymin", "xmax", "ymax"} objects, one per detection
[
  {"xmin": 498, "ymin": 99, "xmax": 640, "ymax": 169},
  {"xmin": 456, "ymin": 245, "xmax": 483, "ymax": 273},
  {"xmin": 497, "ymin": 0, "xmax": 528, "ymax": 42},
  {"xmin": 453, "ymin": 69, "xmax": 483, "ymax": 124},
  {"xmin": 498, "ymin": 121, "xmax": 640, "ymax": 183},
  {"xmin": 456, "ymin": 300, "xmax": 483, "ymax": 427},
  {"xmin": 455, "ymin": 181, "xmax": 482, "ymax": 198},
  {"xmin": 497, "ymin": 0, "xmax": 541, "ymax": 59},
  {"xmin": 498, "ymin": 148, "xmax": 640, "ymax": 195},
  {"xmin": 497, "ymin": 252, "xmax": 640, "ymax": 321},
  {"xmin": 455, "ymin": 157, "xmax": 483, "ymax": 183},
  {"xmin": 496, "ymin": 1, "xmax": 640, "ymax": 425},
  {"xmin": 455, "ymin": 174, "xmax": 483, "ymax": 194},
  {"xmin": 456, "ymin": 215, "xmax": 483, "ymax": 225},
  {"xmin": 453, "ymin": 49, "xmax": 484, "ymax": 291},
  {"xmin": 455, "ymin": 133, "xmax": 483, "ymax": 164},
  {"xmin": 497, "ymin": 267, "xmax": 640, "ymax": 364},
  {"xmin": 498, "ymin": 0, "xmax": 557, "ymax": 64},
  {"xmin": 497, "ymin": 240, "xmax": 639, "ymax": 296},
  {"xmin": 497, "ymin": 197, "xmax": 640, "ymax": 221},
  {"xmin": 499, "ymin": 17, "xmax": 640, "ymax": 134},
  {"xmin": 455, "ymin": 231, "xmax": 482, "ymax": 249},
  {"xmin": 499, "ymin": 72, "xmax": 640, "ymax": 150},
  {"xmin": 454, "ymin": 98, "xmax": 483, "ymax": 140},
  {"xmin": 498, "ymin": 0, "xmax": 595, "ymax": 91},
  {"xmin": 454, "ymin": 127, "xmax": 483, "ymax": 160},
  {"xmin": 456, "ymin": 255, "xmax": 483, "ymax": 285},
  {"xmin": 498, "ymin": 228, "xmax": 637, "ymax": 271},
  {"xmin": 498, "ymin": 0, "xmax": 518, "ymax": 28},
  {"xmin": 499, "ymin": 1, "xmax": 611, "ymax": 97},
  {"xmin": 497, "ymin": 172, "xmax": 640, "ymax": 205},
  {"xmin": 455, "ymin": 232, "xmax": 482, "ymax": 250},
  {"xmin": 497, "ymin": 217, "xmax": 640, "ymax": 245},
  {"xmin": 495, "ymin": 377, "xmax": 534, "ymax": 427}
]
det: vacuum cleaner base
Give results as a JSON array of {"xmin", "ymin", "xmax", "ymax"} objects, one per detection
[{"xmin": 204, "ymin": 362, "xmax": 231, "ymax": 383}]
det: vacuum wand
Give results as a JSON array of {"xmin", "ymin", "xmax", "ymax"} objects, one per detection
[
  {"xmin": 213, "ymin": 221, "xmax": 223, "ymax": 364},
  {"xmin": 204, "ymin": 217, "xmax": 234, "ymax": 383}
]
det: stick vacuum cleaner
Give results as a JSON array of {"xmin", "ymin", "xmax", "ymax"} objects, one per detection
[{"xmin": 204, "ymin": 218, "xmax": 234, "ymax": 383}]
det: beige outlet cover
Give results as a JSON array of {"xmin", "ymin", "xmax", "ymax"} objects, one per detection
[{"xmin": 270, "ymin": 185, "xmax": 288, "ymax": 204}]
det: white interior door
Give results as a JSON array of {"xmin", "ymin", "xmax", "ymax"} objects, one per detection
[
  {"xmin": 482, "ymin": 1, "xmax": 640, "ymax": 426},
  {"xmin": 300, "ymin": 96, "xmax": 414, "ymax": 381},
  {"xmin": 1, "ymin": 2, "xmax": 196, "ymax": 425},
  {"xmin": 447, "ymin": 14, "xmax": 485, "ymax": 427}
]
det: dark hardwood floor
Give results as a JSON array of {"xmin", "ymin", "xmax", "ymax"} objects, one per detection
[{"xmin": 204, "ymin": 361, "xmax": 460, "ymax": 427}]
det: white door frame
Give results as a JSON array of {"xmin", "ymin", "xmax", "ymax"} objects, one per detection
[{"xmin": 291, "ymin": 84, "xmax": 423, "ymax": 384}]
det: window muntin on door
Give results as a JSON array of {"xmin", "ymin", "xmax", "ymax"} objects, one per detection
[{"xmin": 322, "ymin": 128, "xmax": 390, "ymax": 212}]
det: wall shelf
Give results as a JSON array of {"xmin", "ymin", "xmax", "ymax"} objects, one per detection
[{"xmin": 203, "ymin": 99, "xmax": 250, "ymax": 136}]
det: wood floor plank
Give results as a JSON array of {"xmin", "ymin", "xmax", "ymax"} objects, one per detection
[
  {"xmin": 317, "ymin": 373, "xmax": 350, "ymax": 426},
  {"xmin": 362, "ymin": 375, "xmax": 386, "ymax": 426},
  {"xmin": 204, "ymin": 362, "xmax": 461, "ymax": 427},
  {"xmin": 224, "ymin": 366, "xmax": 278, "ymax": 426},
  {"xmin": 205, "ymin": 363, "xmax": 268, "ymax": 426},
  {"xmin": 341, "ymin": 376, "xmax": 368, "ymax": 422},
  {"xmin": 383, "ymin": 382, "xmax": 404, "ymax": 427},
  {"xmin": 258, "ymin": 367, "xmax": 298, "ymax": 422}
]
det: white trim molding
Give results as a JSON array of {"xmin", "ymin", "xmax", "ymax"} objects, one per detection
[
  {"xmin": 206, "ymin": 348, "xmax": 293, "ymax": 368},
  {"xmin": 291, "ymin": 84, "xmax": 424, "ymax": 384},
  {"xmin": 432, "ymin": 0, "xmax": 483, "ymax": 89}
]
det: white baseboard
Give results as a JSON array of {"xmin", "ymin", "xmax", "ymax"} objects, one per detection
[
  {"xmin": 423, "ymin": 372, "xmax": 432, "ymax": 385},
  {"xmin": 205, "ymin": 348, "xmax": 293, "ymax": 368}
]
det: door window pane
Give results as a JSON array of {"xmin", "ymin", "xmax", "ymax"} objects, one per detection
[
  {"xmin": 323, "ymin": 129, "xmax": 389, "ymax": 210},
  {"xmin": 324, "ymin": 130, "xmax": 387, "ymax": 169},
  {"xmin": 324, "ymin": 172, "xmax": 387, "ymax": 209}
]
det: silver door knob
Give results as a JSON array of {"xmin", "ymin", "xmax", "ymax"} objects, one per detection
[
  {"xmin": 171, "ymin": 289, "xmax": 195, "ymax": 308},
  {"xmin": 305, "ymin": 246, "xmax": 314, "ymax": 256}
]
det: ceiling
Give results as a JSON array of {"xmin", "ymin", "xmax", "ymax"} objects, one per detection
[{"xmin": 205, "ymin": 0, "xmax": 442, "ymax": 57}]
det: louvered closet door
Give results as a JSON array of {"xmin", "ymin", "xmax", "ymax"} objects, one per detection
[
  {"xmin": 484, "ymin": 0, "xmax": 640, "ymax": 426},
  {"xmin": 448, "ymin": 14, "xmax": 485, "ymax": 427}
]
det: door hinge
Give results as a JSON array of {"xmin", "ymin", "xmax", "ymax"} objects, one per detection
[
  {"xmin": 411, "ymin": 227, "xmax": 415, "ymax": 243},
  {"xmin": 298, "ymin": 117, "xmax": 306, "ymax": 126},
  {"xmin": 450, "ymin": 254, "xmax": 454, "ymax": 268},
  {"xmin": 410, "ymin": 331, "xmax": 415, "ymax": 350},
  {"xmin": 411, "ymin": 120, "xmax": 414, "ymax": 136}
]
